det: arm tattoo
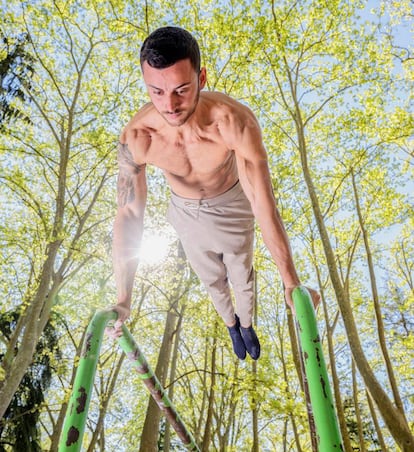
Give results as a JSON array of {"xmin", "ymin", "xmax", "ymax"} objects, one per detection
[{"xmin": 117, "ymin": 142, "xmax": 143, "ymax": 208}]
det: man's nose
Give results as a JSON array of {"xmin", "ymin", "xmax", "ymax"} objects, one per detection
[{"xmin": 165, "ymin": 94, "xmax": 178, "ymax": 112}]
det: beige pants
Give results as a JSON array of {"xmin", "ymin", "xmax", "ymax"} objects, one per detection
[{"xmin": 166, "ymin": 181, "xmax": 255, "ymax": 327}]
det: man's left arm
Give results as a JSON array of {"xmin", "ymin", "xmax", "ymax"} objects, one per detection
[{"xmin": 230, "ymin": 110, "xmax": 320, "ymax": 309}]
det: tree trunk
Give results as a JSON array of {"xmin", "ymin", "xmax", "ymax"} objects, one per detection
[
  {"xmin": 251, "ymin": 273, "xmax": 259, "ymax": 452},
  {"xmin": 265, "ymin": 5, "xmax": 413, "ymax": 447},
  {"xmin": 163, "ymin": 305, "xmax": 185, "ymax": 452},
  {"xmin": 352, "ymin": 359, "xmax": 367, "ymax": 452},
  {"xmin": 223, "ymin": 362, "xmax": 238, "ymax": 449},
  {"xmin": 138, "ymin": 305, "xmax": 179, "ymax": 451},
  {"xmin": 282, "ymin": 417, "xmax": 288, "ymax": 452},
  {"xmin": 296, "ymin": 117, "xmax": 414, "ymax": 449},
  {"xmin": 0, "ymin": 243, "xmax": 62, "ymax": 418},
  {"xmin": 196, "ymin": 334, "xmax": 210, "ymax": 443},
  {"xmin": 366, "ymin": 389, "xmax": 388, "ymax": 452},
  {"xmin": 201, "ymin": 322, "xmax": 217, "ymax": 452},
  {"xmin": 351, "ymin": 170, "xmax": 408, "ymax": 422},
  {"xmin": 321, "ymin": 299, "xmax": 352, "ymax": 452},
  {"xmin": 139, "ymin": 243, "xmax": 187, "ymax": 451}
]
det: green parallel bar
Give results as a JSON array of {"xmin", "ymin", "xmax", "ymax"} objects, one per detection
[
  {"xmin": 118, "ymin": 324, "xmax": 200, "ymax": 451},
  {"xmin": 58, "ymin": 310, "xmax": 116, "ymax": 451},
  {"xmin": 58, "ymin": 310, "xmax": 200, "ymax": 452},
  {"xmin": 292, "ymin": 286, "xmax": 344, "ymax": 451}
]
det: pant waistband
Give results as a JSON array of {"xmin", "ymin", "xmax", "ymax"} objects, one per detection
[{"xmin": 170, "ymin": 181, "xmax": 243, "ymax": 208}]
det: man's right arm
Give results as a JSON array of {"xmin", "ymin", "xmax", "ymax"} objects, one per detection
[{"xmin": 110, "ymin": 142, "xmax": 147, "ymax": 336}]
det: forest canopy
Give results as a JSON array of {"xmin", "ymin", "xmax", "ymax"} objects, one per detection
[{"xmin": 0, "ymin": 1, "xmax": 413, "ymax": 450}]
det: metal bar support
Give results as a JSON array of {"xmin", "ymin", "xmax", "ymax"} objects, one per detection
[
  {"xmin": 58, "ymin": 310, "xmax": 200, "ymax": 451},
  {"xmin": 293, "ymin": 286, "xmax": 344, "ymax": 451}
]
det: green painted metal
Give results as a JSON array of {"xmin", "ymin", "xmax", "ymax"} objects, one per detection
[
  {"xmin": 117, "ymin": 324, "xmax": 200, "ymax": 451},
  {"xmin": 59, "ymin": 289, "xmax": 343, "ymax": 451},
  {"xmin": 293, "ymin": 286, "xmax": 344, "ymax": 451},
  {"xmin": 296, "ymin": 326, "xmax": 319, "ymax": 452},
  {"xmin": 59, "ymin": 310, "xmax": 115, "ymax": 451},
  {"xmin": 58, "ymin": 310, "xmax": 200, "ymax": 452}
]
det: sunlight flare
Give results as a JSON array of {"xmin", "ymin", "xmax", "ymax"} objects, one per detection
[{"xmin": 139, "ymin": 231, "xmax": 172, "ymax": 266}]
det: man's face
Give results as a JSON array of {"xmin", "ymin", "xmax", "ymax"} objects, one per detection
[{"xmin": 142, "ymin": 59, "xmax": 206, "ymax": 127}]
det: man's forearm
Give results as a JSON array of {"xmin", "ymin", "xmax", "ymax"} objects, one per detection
[
  {"xmin": 113, "ymin": 252, "xmax": 139, "ymax": 308},
  {"xmin": 112, "ymin": 213, "xmax": 143, "ymax": 308},
  {"xmin": 257, "ymin": 209, "xmax": 300, "ymax": 288}
]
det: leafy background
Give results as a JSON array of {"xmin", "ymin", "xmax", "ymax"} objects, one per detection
[{"xmin": 0, "ymin": 0, "xmax": 412, "ymax": 451}]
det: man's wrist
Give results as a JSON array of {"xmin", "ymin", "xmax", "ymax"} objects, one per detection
[
  {"xmin": 116, "ymin": 298, "xmax": 131, "ymax": 309},
  {"xmin": 283, "ymin": 280, "xmax": 301, "ymax": 290}
]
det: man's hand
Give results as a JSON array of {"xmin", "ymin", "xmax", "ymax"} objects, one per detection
[
  {"xmin": 105, "ymin": 304, "xmax": 131, "ymax": 339},
  {"xmin": 284, "ymin": 286, "xmax": 321, "ymax": 314}
]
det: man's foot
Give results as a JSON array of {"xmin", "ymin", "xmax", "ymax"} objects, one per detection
[
  {"xmin": 240, "ymin": 325, "xmax": 260, "ymax": 360},
  {"xmin": 227, "ymin": 315, "xmax": 246, "ymax": 360}
]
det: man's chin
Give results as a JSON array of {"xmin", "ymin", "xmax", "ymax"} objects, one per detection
[{"xmin": 163, "ymin": 113, "xmax": 188, "ymax": 127}]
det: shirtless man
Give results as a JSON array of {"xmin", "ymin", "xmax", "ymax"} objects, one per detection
[{"xmin": 109, "ymin": 26, "xmax": 320, "ymax": 360}]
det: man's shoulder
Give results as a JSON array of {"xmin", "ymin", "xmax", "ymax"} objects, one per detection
[
  {"xmin": 201, "ymin": 91, "xmax": 256, "ymax": 123},
  {"xmin": 201, "ymin": 92, "xmax": 258, "ymax": 133},
  {"xmin": 199, "ymin": 92, "xmax": 261, "ymax": 152},
  {"xmin": 117, "ymin": 105, "xmax": 160, "ymax": 163},
  {"xmin": 122, "ymin": 103, "xmax": 156, "ymax": 131},
  {"xmin": 201, "ymin": 91, "xmax": 247, "ymax": 109},
  {"xmin": 119, "ymin": 103, "xmax": 161, "ymax": 144}
]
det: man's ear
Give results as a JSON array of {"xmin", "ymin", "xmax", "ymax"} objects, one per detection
[{"xmin": 199, "ymin": 67, "xmax": 207, "ymax": 89}]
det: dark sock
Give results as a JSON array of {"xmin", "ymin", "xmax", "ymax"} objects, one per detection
[
  {"xmin": 240, "ymin": 325, "xmax": 261, "ymax": 360},
  {"xmin": 227, "ymin": 314, "xmax": 246, "ymax": 360}
]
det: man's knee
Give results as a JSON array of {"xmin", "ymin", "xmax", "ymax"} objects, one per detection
[
  {"xmin": 230, "ymin": 266, "xmax": 254, "ymax": 290},
  {"xmin": 204, "ymin": 275, "xmax": 230, "ymax": 295}
]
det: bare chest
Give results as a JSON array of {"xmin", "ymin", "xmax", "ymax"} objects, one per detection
[{"xmin": 145, "ymin": 132, "xmax": 232, "ymax": 178}]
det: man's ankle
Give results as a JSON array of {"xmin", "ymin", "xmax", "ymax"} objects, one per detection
[{"xmin": 240, "ymin": 325, "xmax": 260, "ymax": 360}]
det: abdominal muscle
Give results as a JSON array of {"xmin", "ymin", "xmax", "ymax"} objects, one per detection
[{"xmin": 162, "ymin": 149, "xmax": 239, "ymax": 200}]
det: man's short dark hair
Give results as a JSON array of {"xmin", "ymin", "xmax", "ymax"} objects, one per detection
[{"xmin": 140, "ymin": 26, "xmax": 201, "ymax": 72}]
